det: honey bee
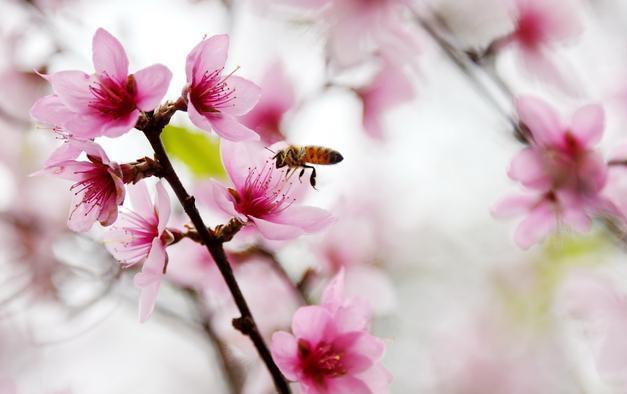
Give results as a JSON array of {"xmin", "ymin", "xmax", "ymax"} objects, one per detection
[{"xmin": 272, "ymin": 145, "xmax": 344, "ymax": 188}]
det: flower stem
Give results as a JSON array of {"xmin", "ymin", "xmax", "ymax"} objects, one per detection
[{"xmin": 139, "ymin": 109, "xmax": 290, "ymax": 394}]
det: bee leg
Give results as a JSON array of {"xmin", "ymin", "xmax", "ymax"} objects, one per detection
[
  {"xmin": 298, "ymin": 168, "xmax": 306, "ymax": 183},
  {"xmin": 305, "ymin": 166, "xmax": 317, "ymax": 190}
]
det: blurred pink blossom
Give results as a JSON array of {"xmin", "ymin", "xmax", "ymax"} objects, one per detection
[
  {"xmin": 500, "ymin": 0, "xmax": 582, "ymax": 92},
  {"xmin": 239, "ymin": 62, "xmax": 295, "ymax": 145},
  {"xmin": 184, "ymin": 35, "xmax": 261, "ymax": 142},
  {"xmin": 271, "ymin": 270, "xmax": 391, "ymax": 393},
  {"xmin": 30, "ymin": 28, "xmax": 172, "ymax": 138},
  {"xmin": 207, "ymin": 140, "xmax": 333, "ymax": 240},
  {"xmin": 357, "ymin": 55, "xmax": 415, "ymax": 140},
  {"xmin": 106, "ymin": 181, "xmax": 172, "ymax": 322},
  {"xmin": 37, "ymin": 140, "xmax": 125, "ymax": 232},
  {"xmin": 493, "ymin": 96, "xmax": 613, "ymax": 248}
]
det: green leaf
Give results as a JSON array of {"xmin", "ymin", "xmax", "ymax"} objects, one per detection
[{"xmin": 161, "ymin": 125, "xmax": 226, "ymax": 179}]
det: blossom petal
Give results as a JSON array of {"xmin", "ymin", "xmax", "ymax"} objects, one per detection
[
  {"xmin": 128, "ymin": 181, "xmax": 155, "ymax": 219},
  {"xmin": 155, "ymin": 181, "xmax": 171, "ymax": 234},
  {"xmin": 133, "ymin": 239, "xmax": 166, "ymax": 322},
  {"xmin": 571, "ymin": 104, "xmax": 604, "ymax": 146},
  {"xmin": 207, "ymin": 113, "xmax": 260, "ymax": 142},
  {"xmin": 325, "ymin": 375, "xmax": 372, "ymax": 394},
  {"xmin": 92, "ymin": 28, "xmax": 129, "ymax": 82},
  {"xmin": 515, "ymin": 96, "xmax": 562, "ymax": 146},
  {"xmin": 43, "ymin": 141, "xmax": 83, "ymax": 168},
  {"xmin": 220, "ymin": 140, "xmax": 269, "ymax": 190},
  {"xmin": 267, "ymin": 205, "xmax": 334, "ymax": 233},
  {"xmin": 30, "ymin": 95, "xmax": 76, "ymax": 127},
  {"xmin": 134, "ymin": 64, "xmax": 172, "ymax": 112},
  {"xmin": 507, "ymin": 148, "xmax": 551, "ymax": 189},
  {"xmin": 491, "ymin": 193, "xmax": 537, "ymax": 218},
  {"xmin": 186, "ymin": 34, "xmax": 229, "ymax": 84},
  {"xmin": 250, "ymin": 217, "xmax": 304, "ymax": 240},
  {"xmin": 270, "ymin": 331, "xmax": 300, "ymax": 380},
  {"xmin": 67, "ymin": 192, "xmax": 100, "ymax": 232},
  {"xmin": 49, "ymin": 71, "xmax": 93, "ymax": 113},
  {"xmin": 291, "ymin": 305, "xmax": 333, "ymax": 345},
  {"xmin": 217, "ymin": 76, "xmax": 261, "ymax": 116},
  {"xmin": 514, "ymin": 201, "xmax": 557, "ymax": 249}
]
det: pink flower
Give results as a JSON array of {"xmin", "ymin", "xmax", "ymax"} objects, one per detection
[
  {"xmin": 207, "ymin": 140, "xmax": 333, "ymax": 240},
  {"xmin": 357, "ymin": 56, "xmax": 415, "ymax": 140},
  {"xmin": 38, "ymin": 140, "xmax": 125, "ymax": 232},
  {"xmin": 184, "ymin": 35, "xmax": 261, "ymax": 142},
  {"xmin": 106, "ymin": 181, "xmax": 172, "ymax": 322},
  {"xmin": 271, "ymin": 270, "xmax": 391, "ymax": 393},
  {"xmin": 30, "ymin": 28, "xmax": 172, "ymax": 138},
  {"xmin": 239, "ymin": 62, "xmax": 295, "ymax": 145},
  {"xmin": 500, "ymin": 0, "xmax": 581, "ymax": 91},
  {"xmin": 493, "ymin": 96, "xmax": 613, "ymax": 248}
]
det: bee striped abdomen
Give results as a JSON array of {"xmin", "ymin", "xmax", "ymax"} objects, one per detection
[{"xmin": 303, "ymin": 146, "xmax": 344, "ymax": 165}]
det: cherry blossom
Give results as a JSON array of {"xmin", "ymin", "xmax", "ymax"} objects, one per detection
[
  {"xmin": 184, "ymin": 35, "xmax": 261, "ymax": 142},
  {"xmin": 30, "ymin": 28, "xmax": 172, "ymax": 138},
  {"xmin": 271, "ymin": 270, "xmax": 391, "ymax": 393},
  {"xmin": 105, "ymin": 181, "xmax": 172, "ymax": 322},
  {"xmin": 206, "ymin": 140, "xmax": 333, "ymax": 240}
]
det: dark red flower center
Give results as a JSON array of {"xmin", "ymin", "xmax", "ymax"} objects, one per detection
[
  {"xmin": 70, "ymin": 156, "xmax": 117, "ymax": 217},
  {"xmin": 515, "ymin": 8, "xmax": 546, "ymax": 49},
  {"xmin": 189, "ymin": 68, "xmax": 237, "ymax": 114},
  {"xmin": 298, "ymin": 339, "xmax": 347, "ymax": 383},
  {"xmin": 89, "ymin": 74, "xmax": 137, "ymax": 119}
]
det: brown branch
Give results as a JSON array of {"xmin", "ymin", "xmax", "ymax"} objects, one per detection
[{"xmin": 137, "ymin": 104, "xmax": 290, "ymax": 394}]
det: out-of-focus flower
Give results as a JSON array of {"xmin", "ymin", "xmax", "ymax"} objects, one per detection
[
  {"xmin": 498, "ymin": 0, "xmax": 582, "ymax": 92},
  {"xmin": 207, "ymin": 140, "xmax": 333, "ymax": 240},
  {"xmin": 106, "ymin": 181, "xmax": 172, "ymax": 322},
  {"xmin": 239, "ymin": 62, "xmax": 294, "ymax": 145},
  {"xmin": 184, "ymin": 35, "xmax": 261, "ymax": 142},
  {"xmin": 357, "ymin": 55, "xmax": 415, "ymax": 140},
  {"xmin": 271, "ymin": 270, "xmax": 391, "ymax": 393},
  {"xmin": 493, "ymin": 96, "xmax": 613, "ymax": 248},
  {"xmin": 282, "ymin": 0, "xmax": 419, "ymax": 68},
  {"xmin": 37, "ymin": 140, "xmax": 125, "ymax": 232},
  {"xmin": 30, "ymin": 28, "xmax": 172, "ymax": 138}
]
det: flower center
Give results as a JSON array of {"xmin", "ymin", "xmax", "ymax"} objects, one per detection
[
  {"xmin": 230, "ymin": 163, "xmax": 294, "ymax": 219},
  {"xmin": 89, "ymin": 73, "xmax": 137, "ymax": 118},
  {"xmin": 69, "ymin": 157, "xmax": 116, "ymax": 218},
  {"xmin": 189, "ymin": 67, "xmax": 238, "ymax": 113},
  {"xmin": 298, "ymin": 339, "xmax": 347, "ymax": 383},
  {"xmin": 515, "ymin": 6, "xmax": 548, "ymax": 49}
]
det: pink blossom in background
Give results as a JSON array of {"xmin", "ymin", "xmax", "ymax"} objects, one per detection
[
  {"xmin": 493, "ymin": 96, "xmax": 613, "ymax": 248},
  {"xmin": 207, "ymin": 140, "xmax": 333, "ymax": 240},
  {"xmin": 500, "ymin": 0, "xmax": 582, "ymax": 92},
  {"xmin": 105, "ymin": 181, "xmax": 172, "ymax": 322},
  {"xmin": 282, "ymin": 0, "xmax": 420, "ymax": 68},
  {"xmin": 357, "ymin": 55, "xmax": 415, "ymax": 140},
  {"xmin": 271, "ymin": 270, "xmax": 391, "ymax": 394},
  {"xmin": 30, "ymin": 28, "xmax": 172, "ymax": 138},
  {"xmin": 184, "ymin": 35, "xmax": 261, "ymax": 142},
  {"xmin": 239, "ymin": 61, "xmax": 295, "ymax": 145},
  {"xmin": 37, "ymin": 140, "xmax": 125, "ymax": 232}
]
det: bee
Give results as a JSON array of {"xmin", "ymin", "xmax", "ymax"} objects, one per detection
[{"xmin": 272, "ymin": 145, "xmax": 344, "ymax": 188}]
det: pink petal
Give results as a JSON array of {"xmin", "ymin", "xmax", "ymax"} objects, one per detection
[
  {"xmin": 217, "ymin": 76, "xmax": 261, "ymax": 116},
  {"xmin": 491, "ymin": 193, "xmax": 537, "ymax": 218},
  {"xmin": 134, "ymin": 64, "xmax": 172, "ymax": 112},
  {"xmin": 128, "ymin": 180, "xmax": 155, "ymax": 220},
  {"xmin": 355, "ymin": 364, "xmax": 392, "ymax": 394},
  {"xmin": 134, "ymin": 239, "xmax": 166, "ymax": 323},
  {"xmin": 260, "ymin": 61, "xmax": 295, "ymax": 113},
  {"xmin": 251, "ymin": 217, "xmax": 304, "ymax": 240},
  {"xmin": 187, "ymin": 99, "xmax": 216, "ymax": 133},
  {"xmin": 154, "ymin": 181, "xmax": 171, "ymax": 234},
  {"xmin": 267, "ymin": 205, "xmax": 334, "ymax": 233},
  {"xmin": 49, "ymin": 71, "xmax": 93, "ymax": 113},
  {"xmin": 291, "ymin": 305, "xmax": 333, "ymax": 344},
  {"xmin": 362, "ymin": 106, "xmax": 385, "ymax": 140},
  {"xmin": 219, "ymin": 140, "xmax": 269, "ymax": 190},
  {"xmin": 351, "ymin": 334, "xmax": 385, "ymax": 362},
  {"xmin": 321, "ymin": 268, "xmax": 346, "ymax": 307},
  {"xmin": 507, "ymin": 148, "xmax": 551, "ymax": 189},
  {"xmin": 99, "ymin": 110, "xmax": 141, "ymax": 138},
  {"xmin": 514, "ymin": 95, "xmax": 562, "ymax": 146},
  {"xmin": 44, "ymin": 141, "xmax": 83, "ymax": 168},
  {"xmin": 97, "ymin": 193, "xmax": 121, "ymax": 227},
  {"xmin": 325, "ymin": 376, "xmax": 372, "ymax": 394},
  {"xmin": 270, "ymin": 331, "xmax": 300, "ymax": 380},
  {"xmin": 186, "ymin": 34, "xmax": 229, "ymax": 84},
  {"xmin": 206, "ymin": 180, "xmax": 241, "ymax": 219},
  {"xmin": 30, "ymin": 95, "xmax": 76, "ymax": 127},
  {"xmin": 43, "ymin": 161, "xmax": 97, "ymax": 181},
  {"xmin": 67, "ymin": 192, "xmax": 100, "ymax": 232},
  {"xmin": 570, "ymin": 104, "xmax": 604, "ymax": 146},
  {"xmin": 65, "ymin": 110, "xmax": 140, "ymax": 138},
  {"xmin": 92, "ymin": 28, "xmax": 129, "ymax": 83},
  {"xmin": 207, "ymin": 113, "xmax": 260, "ymax": 142},
  {"xmin": 514, "ymin": 201, "xmax": 557, "ymax": 249},
  {"xmin": 75, "ymin": 140, "xmax": 111, "ymax": 164}
]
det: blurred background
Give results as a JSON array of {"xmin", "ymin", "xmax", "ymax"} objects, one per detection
[{"xmin": 3, "ymin": 0, "xmax": 627, "ymax": 393}]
